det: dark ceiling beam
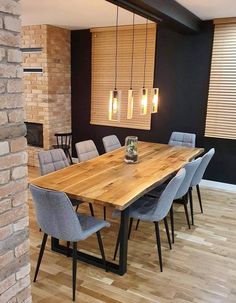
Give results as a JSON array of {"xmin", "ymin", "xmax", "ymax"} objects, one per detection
[{"xmin": 106, "ymin": 0, "xmax": 202, "ymax": 33}]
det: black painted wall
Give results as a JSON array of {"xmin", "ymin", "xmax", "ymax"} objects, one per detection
[{"xmin": 71, "ymin": 23, "xmax": 236, "ymax": 184}]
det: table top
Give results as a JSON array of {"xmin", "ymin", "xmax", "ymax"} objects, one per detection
[{"xmin": 31, "ymin": 141, "xmax": 204, "ymax": 210}]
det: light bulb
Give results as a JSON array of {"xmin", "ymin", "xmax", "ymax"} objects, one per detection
[
  {"xmin": 152, "ymin": 88, "xmax": 159, "ymax": 113},
  {"xmin": 140, "ymin": 88, "xmax": 148, "ymax": 115},
  {"xmin": 109, "ymin": 90, "xmax": 121, "ymax": 121},
  {"xmin": 127, "ymin": 89, "xmax": 134, "ymax": 119}
]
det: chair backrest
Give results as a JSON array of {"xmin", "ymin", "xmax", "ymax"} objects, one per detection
[
  {"xmin": 175, "ymin": 157, "xmax": 202, "ymax": 199},
  {"xmin": 153, "ymin": 168, "xmax": 186, "ymax": 221},
  {"xmin": 168, "ymin": 131, "xmax": 196, "ymax": 147},
  {"xmin": 30, "ymin": 184, "xmax": 82, "ymax": 242},
  {"xmin": 38, "ymin": 149, "xmax": 69, "ymax": 176},
  {"xmin": 75, "ymin": 140, "xmax": 99, "ymax": 162},
  {"xmin": 191, "ymin": 148, "xmax": 215, "ymax": 186},
  {"xmin": 55, "ymin": 132, "xmax": 72, "ymax": 149},
  {"xmin": 102, "ymin": 135, "xmax": 121, "ymax": 153}
]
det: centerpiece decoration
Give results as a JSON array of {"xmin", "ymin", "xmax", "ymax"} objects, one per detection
[{"xmin": 125, "ymin": 136, "xmax": 138, "ymax": 163}]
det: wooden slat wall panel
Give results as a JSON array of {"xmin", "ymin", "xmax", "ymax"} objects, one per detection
[
  {"xmin": 205, "ymin": 23, "xmax": 236, "ymax": 139},
  {"xmin": 90, "ymin": 24, "xmax": 156, "ymax": 130}
]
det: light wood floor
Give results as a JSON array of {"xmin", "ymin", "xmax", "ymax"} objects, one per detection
[{"xmin": 28, "ymin": 166, "xmax": 236, "ymax": 303}]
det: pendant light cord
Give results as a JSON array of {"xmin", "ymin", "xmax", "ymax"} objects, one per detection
[
  {"xmin": 130, "ymin": 13, "xmax": 135, "ymax": 90},
  {"xmin": 143, "ymin": 19, "xmax": 148, "ymax": 88},
  {"xmin": 114, "ymin": 6, "xmax": 119, "ymax": 90}
]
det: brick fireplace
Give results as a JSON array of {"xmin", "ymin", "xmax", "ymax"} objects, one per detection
[{"xmin": 22, "ymin": 25, "xmax": 71, "ymax": 167}]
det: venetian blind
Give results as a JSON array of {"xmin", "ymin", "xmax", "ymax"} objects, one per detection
[
  {"xmin": 205, "ymin": 21, "xmax": 236, "ymax": 139},
  {"xmin": 90, "ymin": 24, "xmax": 156, "ymax": 130}
]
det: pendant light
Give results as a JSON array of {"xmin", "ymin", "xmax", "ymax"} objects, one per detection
[
  {"xmin": 127, "ymin": 13, "xmax": 135, "ymax": 120},
  {"xmin": 152, "ymin": 87, "xmax": 159, "ymax": 113},
  {"xmin": 109, "ymin": 6, "xmax": 121, "ymax": 121},
  {"xmin": 140, "ymin": 19, "xmax": 148, "ymax": 116}
]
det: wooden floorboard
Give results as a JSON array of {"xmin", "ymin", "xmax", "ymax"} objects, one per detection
[{"xmin": 28, "ymin": 166, "xmax": 236, "ymax": 303}]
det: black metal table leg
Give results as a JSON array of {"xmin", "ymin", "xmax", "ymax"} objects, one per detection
[{"xmin": 118, "ymin": 207, "xmax": 129, "ymax": 275}]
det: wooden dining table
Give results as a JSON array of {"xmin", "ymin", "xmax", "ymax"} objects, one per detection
[{"xmin": 31, "ymin": 141, "xmax": 204, "ymax": 275}]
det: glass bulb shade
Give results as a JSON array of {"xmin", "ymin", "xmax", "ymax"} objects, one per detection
[
  {"xmin": 127, "ymin": 89, "xmax": 134, "ymax": 119},
  {"xmin": 152, "ymin": 88, "xmax": 159, "ymax": 113},
  {"xmin": 109, "ymin": 89, "xmax": 121, "ymax": 121},
  {"xmin": 140, "ymin": 88, "xmax": 148, "ymax": 115}
]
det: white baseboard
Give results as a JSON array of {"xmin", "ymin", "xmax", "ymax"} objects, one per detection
[{"xmin": 200, "ymin": 179, "xmax": 236, "ymax": 193}]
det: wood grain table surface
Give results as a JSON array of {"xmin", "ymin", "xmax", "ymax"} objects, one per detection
[{"xmin": 31, "ymin": 141, "xmax": 204, "ymax": 210}]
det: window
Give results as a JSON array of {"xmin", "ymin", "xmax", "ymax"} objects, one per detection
[
  {"xmin": 90, "ymin": 24, "xmax": 156, "ymax": 130},
  {"xmin": 205, "ymin": 21, "xmax": 236, "ymax": 139}
]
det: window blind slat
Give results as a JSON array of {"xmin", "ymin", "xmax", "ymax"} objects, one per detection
[{"xmin": 205, "ymin": 23, "xmax": 236, "ymax": 140}]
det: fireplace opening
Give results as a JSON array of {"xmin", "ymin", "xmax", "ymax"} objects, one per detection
[{"xmin": 25, "ymin": 122, "xmax": 43, "ymax": 147}]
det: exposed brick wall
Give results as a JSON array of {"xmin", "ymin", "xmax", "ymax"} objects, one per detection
[
  {"xmin": 21, "ymin": 25, "xmax": 71, "ymax": 167},
  {"xmin": 0, "ymin": 1, "xmax": 31, "ymax": 302}
]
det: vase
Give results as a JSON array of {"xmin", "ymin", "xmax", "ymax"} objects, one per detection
[{"xmin": 125, "ymin": 136, "xmax": 138, "ymax": 163}]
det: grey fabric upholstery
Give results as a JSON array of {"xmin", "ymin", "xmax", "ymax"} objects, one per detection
[
  {"xmin": 129, "ymin": 169, "xmax": 186, "ymax": 222},
  {"xmin": 38, "ymin": 148, "xmax": 82, "ymax": 208},
  {"xmin": 149, "ymin": 158, "xmax": 201, "ymax": 200},
  {"xmin": 30, "ymin": 184, "xmax": 110, "ymax": 242},
  {"xmin": 113, "ymin": 168, "xmax": 186, "ymax": 222},
  {"xmin": 191, "ymin": 148, "xmax": 215, "ymax": 187},
  {"xmin": 38, "ymin": 149, "xmax": 69, "ymax": 176},
  {"xmin": 75, "ymin": 140, "xmax": 99, "ymax": 162},
  {"xmin": 168, "ymin": 132, "xmax": 196, "ymax": 147},
  {"xmin": 102, "ymin": 135, "xmax": 121, "ymax": 153},
  {"xmin": 175, "ymin": 158, "xmax": 202, "ymax": 199}
]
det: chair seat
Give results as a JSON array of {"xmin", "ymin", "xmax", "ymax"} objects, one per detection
[
  {"xmin": 113, "ymin": 196, "xmax": 158, "ymax": 222},
  {"xmin": 76, "ymin": 213, "xmax": 110, "ymax": 241},
  {"xmin": 148, "ymin": 183, "xmax": 167, "ymax": 198},
  {"xmin": 70, "ymin": 198, "xmax": 83, "ymax": 207}
]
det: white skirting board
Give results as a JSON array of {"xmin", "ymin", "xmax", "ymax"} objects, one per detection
[
  {"xmin": 72, "ymin": 157, "xmax": 236, "ymax": 193},
  {"xmin": 200, "ymin": 179, "xmax": 236, "ymax": 193}
]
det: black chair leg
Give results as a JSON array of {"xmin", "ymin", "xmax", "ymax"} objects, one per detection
[
  {"xmin": 103, "ymin": 206, "xmax": 106, "ymax": 220},
  {"xmin": 184, "ymin": 203, "xmax": 191, "ymax": 229},
  {"xmin": 164, "ymin": 217, "xmax": 172, "ymax": 250},
  {"xmin": 65, "ymin": 148, "xmax": 73, "ymax": 165},
  {"xmin": 128, "ymin": 218, "xmax": 133, "ymax": 239},
  {"xmin": 75, "ymin": 205, "xmax": 79, "ymax": 212},
  {"xmin": 34, "ymin": 233, "xmax": 48, "ymax": 282},
  {"xmin": 68, "ymin": 152, "xmax": 73, "ymax": 165},
  {"xmin": 170, "ymin": 205, "xmax": 174, "ymax": 243},
  {"xmin": 89, "ymin": 203, "xmax": 95, "ymax": 216},
  {"xmin": 113, "ymin": 227, "xmax": 120, "ymax": 261},
  {"xmin": 154, "ymin": 221, "xmax": 163, "ymax": 272},
  {"xmin": 196, "ymin": 184, "xmax": 203, "ymax": 213},
  {"xmin": 189, "ymin": 189, "xmax": 194, "ymax": 225},
  {"xmin": 72, "ymin": 242, "xmax": 77, "ymax": 301},
  {"xmin": 96, "ymin": 231, "xmax": 107, "ymax": 271},
  {"xmin": 135, "ymin": 219, "xmax": 140, "ymax": 230},
  {"xmin": 67, "ymin": 241, "xmax": 70, "ymax": 257}
]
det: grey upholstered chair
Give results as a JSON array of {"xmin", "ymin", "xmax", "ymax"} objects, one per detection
[
  {"xmin": 38, "ymin": 148, "xmax": 69, "ymax": 176},
  {"xmin": 75, "ymin": 140, "xmax": 107, "ymax": 220},
  {"xmin": 75, "ymin": 140, "xmax": 99, "ymax": 163},
  {"xmin": 141, "ymin": 157, "xmax": 201, "ymax": 244},
  {"xmin": 113, "ymin": 168, "xmax": 186, "ymax": 272},
  {"xmin": 189, "ymin": 148, "xmax": 215, "ymax": 224},
  {"xmin": 30, "ymin": 184, "xmax": 110, "ymax": 301},
  {"xmin": 168, "ymin": 131, "xmax": 196, "ymax": 147},
  {"xmin": 38, "ymin": 149, "xmax": 91, "ymax": 213},
  {"xmin": 102, "ymin": 135, "xmax": 121, "ymax": 153}
]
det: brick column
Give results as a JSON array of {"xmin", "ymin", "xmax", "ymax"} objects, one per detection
[{"xmin": 0, "ymin": 1, "xmax": 31, "ymax": 302}]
